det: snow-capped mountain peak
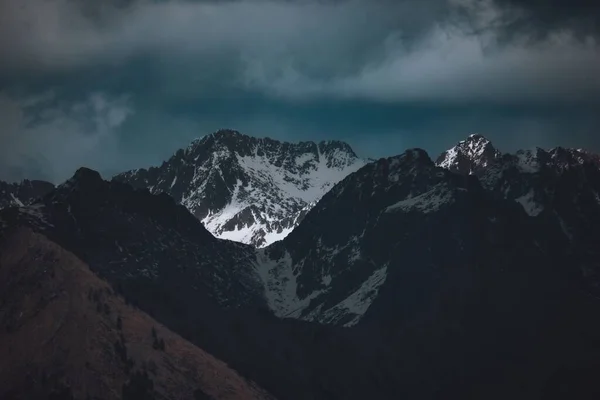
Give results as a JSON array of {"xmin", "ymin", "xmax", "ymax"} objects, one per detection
[
  {"xmin": 436, "ymin": 135, "xmax": 600, "ymax": 221},
  {"xmin": 114, "ymin": 130, "xmax": 368, "ymax": 247},
  {"xmin": 435, "ymin": 133, "xmax": 501, "ymax": 175}
]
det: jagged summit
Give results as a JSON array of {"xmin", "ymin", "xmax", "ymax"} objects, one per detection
[
  {"xmin": 115, "ymin": 129, "xmax": 368, "ymax": 247},
  {"xmin": 437, "ymin": 134, "xmax": 600, "ymax": 178},
  {"xmin": 397, "ymin": 148, "xmax": 433, "ymax": 164},
  {"xmin": 435, "ymin": 133, "xmax": 501, "ymax": 175},
  {"xmin": 547, "ymin": 146, "xmax": 600, "ymax": 168},
  {"xmin": 188, "ymin": 129, "xmax": 360, "ymax": 164},
  {"xmin": 435, "ymin": 134, "xmax": 600, "ymax": 221},
  {"xmin": 55, "ymin": 168, "xmax": 108, "ymax": 199},
  {"xmin": 70, "ymin": 167, "xmax": 103, "ymax": 184}
]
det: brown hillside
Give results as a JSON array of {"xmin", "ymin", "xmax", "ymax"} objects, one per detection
[{"xmin": 0, "ymin": 227, "xmax": 274, "ymax": 400}]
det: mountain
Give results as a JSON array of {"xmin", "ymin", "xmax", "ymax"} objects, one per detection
[
  {"xmin": 258, "ymin": 148, "xmax": 551, "ymax": 326},
  {"xmin": 114, "ymin": 129, "xmax": 367, "ymax": 247},
  {"xmin": 436, "ymin": 135, "xmax": 600, "ymax": 293},
  {"xmin": 255, "ymin": 147, "xmax": 600, "ymax": 398},
  {"xmin": 0, "ymin": 227, "xmax": 273, "ymax": 400},
  {"xmin": 0, "ymin": 179, "xmax": 54, "ymax": 209},
  {"xmin": 0, "ymin": 167, "xmax": 265, "ymax": 311},
  {"xmin": 435, "ymin": 133, "xmax": 502, "ymax": 175}
]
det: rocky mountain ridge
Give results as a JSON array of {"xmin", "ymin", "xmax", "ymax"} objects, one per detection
[
  {"xmin": 114, "ymin": 129, "xmax": 368, "ymax": 247},
  {"xmin": 0, "ymin": 179, "xmax": 54, "ymax": 209},
  {"xmin": 436, "ymin": 134, "xmax": 600, "ymax": 295}
]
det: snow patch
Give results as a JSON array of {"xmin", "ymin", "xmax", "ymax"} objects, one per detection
[
  {"xmin": 10, "ymin": 193, "xmax": 24, "ymax": 207},
  {"xmin": 437, "ymin": 147, "xmax": 458, "ymax": 170},
  {"xmin": 386, "ymin": 184, "xmax": 454, "ymax": 214},
  {"xmin": 17, "ymin": 204, "xmax": 54, "ymax": 228},
  {"xmin": 348, "ymin": 246, "xmax": 362, "ymax": 264},
  {"xmin": 305, "ymin": 264, "xmax": 389, "ymax": 327},
  {"xmin": 557, "ymin": 214, "xmax": 573, "ymax": 242},
  {"xmin": 515, "ymin": 150, "xmax": 540, "ymax": 173},
  {"xmin": 255, "ymin": 249, "xmax": 323, "ymax": 318},
  {"xmin": 515, "ymin": 189, "xmax": 543, "ymax": 216},
  {"xmin": 295, "ymin": 152, "xmax": 316, "ymax": 167}
]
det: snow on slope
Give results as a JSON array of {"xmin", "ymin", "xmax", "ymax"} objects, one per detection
[
  {"xmin": 436, "ymin": 133, "xmax": 501, "ymax": 174},
  {"xmin": 437, "ymin": 134, "xmax": 600, "ymax": 218},
  {"xmin": 0, "ymin": 179, "xmax": 55, "ymax": 210},
  {"xmin": 254, "ymin": 150, "xmax": 454, "ymax": 328},
  {"xmin": 255, "ymin": 245, "xmax": 387, "ymax": 327},
  {"xmin": 255, "ymin": 248, "xmax": 323, "ymax": 318},
  {"xmin": 385, "ymin": 183, "xmax": 456, "ymax": 214},
  {"xmin": 306, "ymin": 264, "xmax": 389, "ymax": 327},
  {"xmin": 115, "ymin": 130, "xmax": 367, "ymax": 247}
]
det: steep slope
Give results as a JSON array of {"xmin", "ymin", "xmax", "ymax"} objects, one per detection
[
  {"xmin": 258, "ymin": 149, "xmax": 553, "ymax": 326},
  {"xmin": 256, "ymin": 148, "xmax": 600, "ymax": 399},
  {"xmin": 0, "ymin": 179, "xmax": 54, "ymax": 209},
  {"xmin": 114, "ymin": 129, "xmax": 367, "ymax": 247},
  {"xmin": 0, "ymin": 227, "xmax": 273, "ymax": 400}
]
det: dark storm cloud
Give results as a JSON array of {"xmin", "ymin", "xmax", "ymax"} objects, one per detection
[
  {"xmin": 490, "ymin": 0, "xmax": 600, "ymax": 39},
  {"xmin": 1, "ymin": 0, "xmax": 598, "ymax": 102},
  {"xmin": 0, "ymin": 0, "xmax": 598, "ymax": 182},
  {"xmin": 0, "ymin": 90, "xmax": 133, "ymax": 182}
]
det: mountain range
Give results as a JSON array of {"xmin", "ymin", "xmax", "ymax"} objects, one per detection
[{"xmin": 2, "ymin": 131, "xmax": 600, "ymax": 399}]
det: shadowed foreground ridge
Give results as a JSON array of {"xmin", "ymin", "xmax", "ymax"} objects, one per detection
[{"xmin": 0, "ymin": 227, "xmax": 273, "ymax": 400}]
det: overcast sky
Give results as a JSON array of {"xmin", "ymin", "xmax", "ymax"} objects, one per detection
[{"xmin": 0, "ymin": 0, "xmax": 599, "ymax": 183}]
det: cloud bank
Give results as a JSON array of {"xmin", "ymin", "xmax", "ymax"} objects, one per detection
[
  {"xmin": 0, "ymin": 91, "xmax": 133, "ymax": 182},
  {"xmin": 1, "ymin": 0, "xmax": 598, "ymax": 103},
  {"xmin": 0, "ymin": 0, "xmax": 598, "ymax": 182}
]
